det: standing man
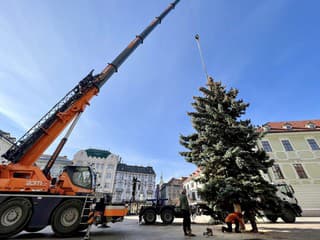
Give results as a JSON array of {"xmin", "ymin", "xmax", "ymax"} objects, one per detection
[{"xmin": 179, "ymin": 189, "xmax": 195, "ymax": 236}]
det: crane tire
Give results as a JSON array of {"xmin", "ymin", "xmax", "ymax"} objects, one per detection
[
  {"xmin": 0, "ymin": 197, "xmax": 32, "ymax": 239},
  {"xmin": 51, "ymin": 199, "xmax": 83, "ymax": 237}
]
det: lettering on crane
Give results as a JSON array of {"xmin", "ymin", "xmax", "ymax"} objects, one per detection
[{"xmin": 26, "ymin": 180, "xmax": 46, "ymax": 186}]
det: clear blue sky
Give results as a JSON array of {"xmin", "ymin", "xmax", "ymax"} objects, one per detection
[{"xmin": 1, "ymin": 0, "xmax": 319, "ymax": 183}]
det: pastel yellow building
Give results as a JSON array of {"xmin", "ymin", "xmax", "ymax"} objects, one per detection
[{"xmin": 258, "ymin": 120, "xmax": 320, "ymax": 216}]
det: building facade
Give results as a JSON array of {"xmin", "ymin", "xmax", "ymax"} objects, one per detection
[
  {"xmin": 35, "ymin": 154, "xmax": 71, "ymax": 178},
  {"xmin": 258, "ymin": 120, "xmax": 320, "ymax": 216},
  {"xmin": 113, "ymin": 163, "xmax": 156, "ymax": 203},
  {"xmin": 72, "ymin": 149, "xmax": 119, "ymax": 194},
  {"xmin": 0, "ymin": 130, "xmax": 16, "ymax": 158},
  {"xmin": 160, "ymin": 177, "xmax": 187, "ymax": 205},
  {"xmin": 183, "ymin": 168, "xmax": 203, "ymax": 204}
]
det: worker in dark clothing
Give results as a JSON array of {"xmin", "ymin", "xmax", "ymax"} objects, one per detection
[
  {"xmin": 95, "ymin": 196, "xmax": 109, "ymax": 228},
  {"xmin": 222, "ymin": 212, "xmax": 245, "ymax": 233},
  {"xmin": 179, "ymin": 189, "xmax": 195, "ymax": 236},
  {"xmin": 244, "ymin": 209, "xmax": 258, "ymax": 232}
]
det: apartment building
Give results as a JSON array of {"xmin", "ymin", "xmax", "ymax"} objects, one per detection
[
  {"xmin": 72, "ymin": 148, "xmax": 120, "ymax": 194},
  {"xmin": 258, "ymin": 120, "xmax": 320, "ymax": 216},
  {"xmin": 113, "ymin": 163, "xmax": 156, "ymax": 203},
  {"xmin": 36, "ymin": 154, "xmax": 71, "ymax": 178},
  {"xmin": 183, "ymin": 168, "xmax": 203, "ymax": 204},
  {"xmin": 160, "ymin": 177, "xmax": 187, "ymax": 205}
]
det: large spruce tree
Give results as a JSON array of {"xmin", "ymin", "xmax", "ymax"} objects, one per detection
[{"xmin": 180, "ymin": 77, "xmax": 279, "ymax": 214}]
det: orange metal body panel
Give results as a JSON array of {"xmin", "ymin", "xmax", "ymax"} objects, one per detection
[
  {"xmin": 0, "ymin": 164, "xmax": 50, "ymax": 192},
  {"xmin": 104, "ymin": 207, "xmax": 128, "ymax": 217},
  {"xmin": 0, "ymin": 164, "xmax": 93, "ymax": 195},
  {"xmin": 17, "ymin": 87, "xmax": 98, "ymax": 167}
]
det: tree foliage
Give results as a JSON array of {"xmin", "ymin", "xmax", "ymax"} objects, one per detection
[{"xmin": 180, "ymin": 77, "xmax": 279, "ymax": 212}]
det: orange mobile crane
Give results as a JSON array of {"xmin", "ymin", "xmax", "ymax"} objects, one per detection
[{"xmin": 0, "ymin": 1, "xmax": 179, "ymax": 238}]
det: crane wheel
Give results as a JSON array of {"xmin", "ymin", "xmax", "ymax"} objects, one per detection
[
  {"xmin": 51, "ymin": 199, "xmax": 82, "ymax": 237},
  {"xmin": 0, "ymin": 197, "xmax": 32, "ymax": 239}
]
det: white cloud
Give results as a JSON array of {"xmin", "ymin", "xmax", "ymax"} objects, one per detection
[{"xmin": 0, "ymin": 93, "xmax": 31, "ymax": 130}]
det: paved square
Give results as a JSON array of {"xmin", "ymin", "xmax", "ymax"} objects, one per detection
[{"xmin": 14, "ymin": 216, "xmax": 320, "ymax": 240}]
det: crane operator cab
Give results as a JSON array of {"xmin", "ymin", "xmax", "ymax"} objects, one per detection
[{"xmin": 52, "ymin": 166, "xmax": 95, "ymax": 195}]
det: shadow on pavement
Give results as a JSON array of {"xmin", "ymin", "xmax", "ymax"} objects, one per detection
[{"xmin": 12, "ymin": 231, "xmax": 84, "ymax": 239}]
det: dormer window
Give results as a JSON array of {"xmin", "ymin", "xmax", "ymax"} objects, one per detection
[
  {"xmin": 262, "ymin": 124, "xmax": 270, "ymax": 132},
  {"xmin": 282, "ymin": 123, "xmax": 292, "ymax": 130},
  {"xmin": 305, "ymin": 122, "xmax": 316, "ymax": 129}
]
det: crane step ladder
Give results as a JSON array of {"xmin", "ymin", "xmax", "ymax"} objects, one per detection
[
  {"xmin": 81, "ymin": 195, "xmax": 96, "ymax": 240},
  {"xmin": 80, "ymin": 195, "xmax": 95, "ymax": 225}
]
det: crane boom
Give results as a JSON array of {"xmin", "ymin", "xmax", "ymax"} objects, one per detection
[
  {"xmin": 0, "ymin": 3, "xmax": 180, "ymax": 238},
  {"xmin": 2, "ymin": 0, "xmax": 179, "ymax": 166}
]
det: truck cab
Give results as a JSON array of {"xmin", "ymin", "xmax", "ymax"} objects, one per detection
[{"xmin": 263, "ymin": 183, "xmax": 302, "ymax": 223}]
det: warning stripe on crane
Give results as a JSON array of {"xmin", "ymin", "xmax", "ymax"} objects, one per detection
[{"xmin": 87, "ymin": 211, "xmax": 95, "ymax": 225}]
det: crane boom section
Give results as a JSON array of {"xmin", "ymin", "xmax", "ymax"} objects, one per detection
[
  {"xmin": 11, "ymin": 87, "xmax": 97, "ymax": 167},
  {"xmin": 96, "ymin": 0, "xmax": 180, "ymax": 88},
  {"xmin": 1, "ymin": 0, "xmax": 179, "ymax": 166}
]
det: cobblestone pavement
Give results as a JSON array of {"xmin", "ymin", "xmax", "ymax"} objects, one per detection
[{"xmin": 13, "ymin": 216, "xmax": 320, "ymax": 240}]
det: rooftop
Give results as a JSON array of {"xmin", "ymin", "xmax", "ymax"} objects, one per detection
[
  {"xmin": 0, "ymin": 129, "xmax": 16, "ymax": 144},
  {"xmin": 38, "ymin": 154, "xmax": 71, "ymax": 163},
  {"xmin": 167, "ymin": 177, "xmax": 188, "ymax": 185},
  {"xmin": 258, "ymin": 120, "xmax": 320, "ymax": 133},
  {"xmin": 85, "ymin": 148, "xmax": 112, "ymax": 159},
  {"xmin": 116, "ymin": 163, "xmax": 155, "ymax": 175},
  {"xmin": 184, "ymin": 167, "xmax": 202, "ymax": 183}
]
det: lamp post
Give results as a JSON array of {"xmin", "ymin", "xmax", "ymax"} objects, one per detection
[{"xmin": 130, "ymin": 177, "xmax": 141, "ymax": 214}]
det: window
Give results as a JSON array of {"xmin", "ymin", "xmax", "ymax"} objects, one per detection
[
  {"xmin": 293, "ymin": 164, "xmax": 308, "ymax": 179},
  {"xmin": 107, "ymin": 164, "xmax": 114, "ymax": 169},
  {"xmin": 106, "ymin": 173, "xmax": 112, "ymax": 179},
  {"xmin": 282, "ymin": 123, "xmax": 292, "ymax": 130},
  {"xmin": 305, "ymin": 122, "xmax": 316, "ymax": 129},
  {"xmin": 307, "ymin": 139, "xmax": 320, "ymax": 151},
  {"xmin": 71, "ymin": 167, "xmax": 92, "ymax": 189},
  {"xmin": 272, "ymin": 164, "xmax": 284, "ymax": 179},
  {"xmin": 191, "ymin": 192, "xmax": 196, "ymax": 201},
  {"xmin": 115, "ymin": 193, "xmax": 121, "ymax": 201},
  {"xmin": 261, "ymin": 140, "xmax": 272, "ymax": 152},
  {"xmin": 281, "ymin": 140, "xmax": 294, "ymax": 151}
]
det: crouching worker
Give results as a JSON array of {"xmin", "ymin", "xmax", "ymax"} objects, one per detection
[{"xmin": 222, "ymin": 212, "xmax": 245, "ymax": 233}]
